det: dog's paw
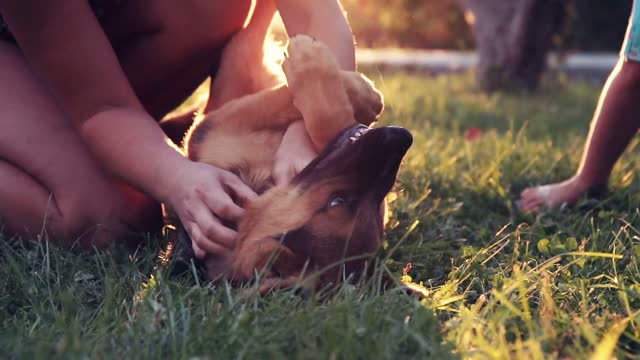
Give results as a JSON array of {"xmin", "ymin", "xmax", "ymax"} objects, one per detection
[
  {"xmin": 341, "ymin": 72, "xmax": 384, "ymax": 125},
  {"xmin": 282, "ymin": 35, "xmax": 341, "ymax": 92},
  {"xmin": 281, "ymin": 35, "xmax": 355, "ymax": 150}
]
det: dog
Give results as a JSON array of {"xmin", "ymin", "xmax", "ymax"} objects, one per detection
[{"xmin": 166, "ymin": 35, "xmax": 412, "ymax": 292}]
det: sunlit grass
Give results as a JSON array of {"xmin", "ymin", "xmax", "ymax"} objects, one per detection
[
  {"xmin": 375, "ymin": 71, "xmax": 640, "ymax": 359},
  {"xmin": 3, "ymin": 71, "xmax": 640, "ymax": 358}
]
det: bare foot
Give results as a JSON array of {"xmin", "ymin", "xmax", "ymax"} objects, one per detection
[{"xmin": 518, "ymin": 176, "xmax": 601, "ymax": 212}]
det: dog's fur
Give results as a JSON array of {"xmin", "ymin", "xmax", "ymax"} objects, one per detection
[{"xmin": 179, "ymin": 36, "xmax": 411, "ymax": 292}]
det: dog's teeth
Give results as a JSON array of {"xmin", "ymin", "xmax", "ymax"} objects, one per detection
[{"xmin": 347, "ymin": 127, "xmax": 368, "ymax": 143}]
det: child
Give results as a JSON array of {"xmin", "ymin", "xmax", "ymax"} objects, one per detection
[
  {"xmin": 0, "ymin": 0, "xmax": 355, "ymax": 259},
  {"xmin": 520, "ymin": 0, "xmax": 640, "ymax": 212}
]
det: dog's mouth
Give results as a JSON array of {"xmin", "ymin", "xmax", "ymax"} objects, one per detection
[
  {"xmin": 293, "ymin": 124, "xmax": 413, "ymax": 201},
  {"xmin": 329, "ymin": 123, "xmax": 371, "ymax": 149}
]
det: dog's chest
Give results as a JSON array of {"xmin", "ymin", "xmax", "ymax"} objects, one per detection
[
  {"xmin": 235, "ymin": 164, "xmax": 276, "ymax": 195},
  {"xmin": 195, "ymin": 129, "xmax": 285, "ymax": 194}
]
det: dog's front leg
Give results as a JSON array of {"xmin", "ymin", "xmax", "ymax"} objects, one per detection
[{"xmin": 282, "ymin": 36, "xmax": 356, "ymax": 152}]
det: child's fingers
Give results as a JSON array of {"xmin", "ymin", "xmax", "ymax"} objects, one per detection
[
  {"xmin": 187, "ymin": 222, "xmax": 233, "ymax": 256},
  {"xmin": 222, "ymin": 172, "xmax": 257, "ymax": 206},
  {"xmin": 192, "ymin": 241, "xmax": 205, "ymax": 259},
  {"xmin": 181, "ymin": 200, "xmax": 237, "ymax": 251},
  {"xmin": 201, "ymin": 187, "xmax": 245, "ymax": 223}
]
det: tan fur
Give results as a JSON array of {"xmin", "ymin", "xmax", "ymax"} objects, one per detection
[{"xmin": 183, "ymin": 36, "xmax": 385, "ymax": 292}]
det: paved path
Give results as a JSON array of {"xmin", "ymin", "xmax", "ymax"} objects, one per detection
[{"xmin": 356, "ymin": 49, "xmax": 618, "ymax": 79}]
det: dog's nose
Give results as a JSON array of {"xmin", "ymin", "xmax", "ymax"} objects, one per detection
[{"xmin": 380, "ymin": 126, "xmax": 413, "ymax": 152}]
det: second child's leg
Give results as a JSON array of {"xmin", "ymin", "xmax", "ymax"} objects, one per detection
[
  {"xmin": 519, "ymin": 2, "xmax": 640, "ymax": 211},
  {"xmin": 520, "ymin": 60, "xmax": 640, "ymax": 211}
]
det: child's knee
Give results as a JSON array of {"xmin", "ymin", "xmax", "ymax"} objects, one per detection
[
  {"xmin": 51, "ymin": 199, "xmax": 116, "ymax": 247},
  {"xmin": 52, "ymin": 188, "xmax": 153, "ymax": 248}
]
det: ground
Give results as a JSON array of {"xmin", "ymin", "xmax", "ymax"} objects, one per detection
[{"xmin": 2, "ymin": 72, "xmax": 640, "ymax": 359}]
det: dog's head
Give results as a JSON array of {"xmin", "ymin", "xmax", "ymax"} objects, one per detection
[{"xmin": 229, "ymin": 124, "xmax": 412, "ymax": 288}]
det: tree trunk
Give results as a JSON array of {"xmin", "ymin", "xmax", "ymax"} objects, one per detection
[{"xmin": 456, "ymin": 0, "xmax": 566, "ymax": 92}]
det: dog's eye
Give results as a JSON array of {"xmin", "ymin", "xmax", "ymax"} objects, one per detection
[{"xmin": 328, "ymin": 196, "xmax": 347, "ymax": 208}]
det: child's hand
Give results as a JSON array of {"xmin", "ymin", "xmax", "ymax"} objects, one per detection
[
  {"xmin": 273, "ymin": 121, "xmax": 318, "ymax": 184},
  {"xmin": 165, "ymin": 160, "xmax": 257, "ymax": 259}
]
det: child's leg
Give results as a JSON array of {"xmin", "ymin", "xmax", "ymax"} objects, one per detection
[
  {"xmin": 520, "ymin": 2, "xmax": 640, "ymax": 211},
  {"xmin": 520, "ymin": 60, "xmax": 640, "ymax": 211},
  {"xmin": 204, "ymin": 0, "xmax": 285, "ymax": 112},
  {"xmin": 0, "ymin": 43, "xmax": 158, "ymax": 246}
]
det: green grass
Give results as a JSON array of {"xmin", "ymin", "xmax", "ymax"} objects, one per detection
[{"xmin": 3, "ymin": 72, "xmax": 640, "ymax": 359}]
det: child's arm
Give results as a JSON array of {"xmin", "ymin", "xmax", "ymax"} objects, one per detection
[
  {"xmin": 0, "ymin": 0, "xmax": 255, "ymax": 257},
  {"xmin": 277, "ymin": 0, "xmax": 356, "ymax": 71}
]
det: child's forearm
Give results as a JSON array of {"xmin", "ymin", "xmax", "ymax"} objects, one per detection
[
  {"xmin": 276, "ymin": 0, "xmax": 355, "ymax": 70},
  {"xmin": 305, "ymin": 21, "xmax": 355, "ymax": 71},
  {"xmin": 80, "ymin": 107, "xmax": 187, "ymax": 203}
]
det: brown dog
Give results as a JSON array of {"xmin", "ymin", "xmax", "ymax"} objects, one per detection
[{"xmin": 171, "ymin": 35, "xmax": 412, "ymax": 292}]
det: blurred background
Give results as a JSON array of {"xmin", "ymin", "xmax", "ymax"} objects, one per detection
[
  {"xmin": 272, "ymin": 1, "xmax": 633, "ymax": 92},
  {"xmin": 276, "ymin": 0, "xmax": 635, "ymax": 93},
  {"xmin": 341, "ymin": 0, "xmax": 631, "ymax": 51}
]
